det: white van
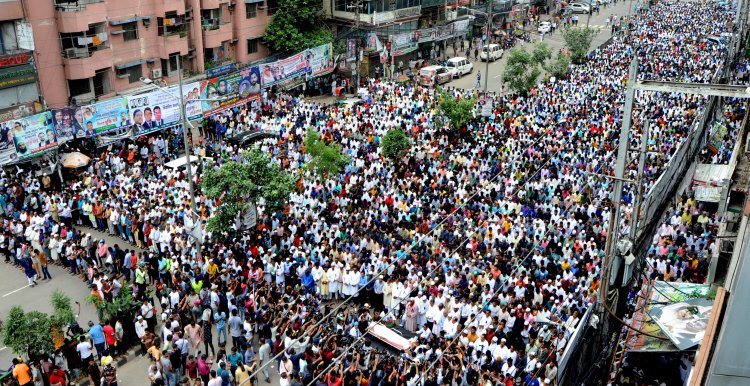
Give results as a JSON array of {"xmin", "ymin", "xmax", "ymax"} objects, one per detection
[
  {"xmin": 479, "ymin": 44, "xmax": 504, "ymax": 61},
  {"xmin": 419, "ymin": 65, "xmax": 452, "ymax": 87},
  {"xmin": 445, "ymin": 57, "xmax": 474, "ymax": 78}
]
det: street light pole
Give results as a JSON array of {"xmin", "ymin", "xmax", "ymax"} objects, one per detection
[{"xmin": 175, "ymin": 57, "xmax": 202, "ymax": 255}]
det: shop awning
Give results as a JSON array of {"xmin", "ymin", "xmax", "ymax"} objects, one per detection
[
  {"xmin": 115, "ymin": 59, "xmax": 146, "ymax": 69},
  {"xmin": 110, "ymin": 16, "xmax": 151, "ymax": 25}
]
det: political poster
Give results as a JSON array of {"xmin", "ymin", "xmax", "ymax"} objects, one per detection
[
  {"xmin": 168, "ymin": 81, "xmax": 204, "ymax": 121},
  {"xmin": 238, "ymin": 67, "xmax": 262, "ymax": 98},
  {"xmin": 127, "ymin": 90, "xmax": 182, "ymax": 136},
  {"xmin": 390, "ymin": 32, "xmax": 418, "ymax": 57},
  {"xmin": 259, "ymin": 51, "xmax": 309, "ymax": 88},
  {"xmin": 200, "ymin": 71, "xmax": 242, "ymax": 116},
  {"xmin": 308, "ymin": 44, "xmax": 334, "ymax": 77},
  {"xmin": 50, "ymin": 107, "xmax": 83, "ymax": 142},
  {"xmin": 76, "ymin": 98, "xmax": 130, "ymax": 137},
  {"xmin": 9, "ymin": 111, "xmax": 56, "ymax": 159}
]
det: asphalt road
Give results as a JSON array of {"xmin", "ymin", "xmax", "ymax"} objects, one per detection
[{"xmin": 445, "ymin": 0, "xmax": 636, "ymax": 93}]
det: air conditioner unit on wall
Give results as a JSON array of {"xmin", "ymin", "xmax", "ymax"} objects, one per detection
[{"xmin": 151, "ymin": 68, "xmax": 163, "ymax": 78}]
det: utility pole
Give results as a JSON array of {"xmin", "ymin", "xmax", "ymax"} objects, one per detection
[
  {"xmin": 483, "ymin": 0, "xmax": 492, "ymax": 92},
  {"xmin": 176, "ymin": 57, "xmax": 202, "ymax": 255},
  {"xmin": 600, "ymin": 58, "xmax": 637, "ymax": 304},
  {"xmin": 354, "ymin": 0, "xmax": 361, "ymax": 95}
]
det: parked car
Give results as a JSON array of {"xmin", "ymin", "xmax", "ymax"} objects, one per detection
[
  {"xmin": 419, "ymin": 65, "xmax": 453, "ymax": 87},
  {"xmin": 479, "ymin": 44, "xmax": 504, "ymax": 61},
  {"xmin": 567, "ymin": 3, "xmax": 591, "ymax": 13},
  {"xmin": 538, "ymin": 21, "xmax": 552, "ymax": 34},
  {"xmin": 445, "ymin": 57, "xmax": 474, "ymax": 78}
]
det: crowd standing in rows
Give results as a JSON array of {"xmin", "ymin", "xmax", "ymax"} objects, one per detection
[{"xmin": 2, "ymin": 1, "xmax": 736, "ymax": 386}]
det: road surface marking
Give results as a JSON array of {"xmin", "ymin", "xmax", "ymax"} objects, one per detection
[
  {"xmin": 494, "ymin": 74, "xmax": 503, "ymax": 78},
  {"xmin": 0, "ymin": 347, "xmax": 7, "ymax": 352},
  {"xmin": 2, "ymin": 285, "xmax": 29, "ymax": 297}
]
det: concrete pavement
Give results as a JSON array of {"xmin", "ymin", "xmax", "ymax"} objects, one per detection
[{"xmin": 444, "ymin": 0, "xmax": 636, "ymax": 93}]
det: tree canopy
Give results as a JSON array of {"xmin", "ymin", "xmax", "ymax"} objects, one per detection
[
  {"xmin": 437, "ymin": 91, "xmax": 477, "ymax": 131},
  {"xmin": 201, "ymin": 149, "xmax": 296, "ymax": 239},
  {"xmin": 304, "ymin": 129, "xmax": 350, "ymax": 176},
  {"xmin": 3, "ymin": 306, "xmax": 53, "ymax": 357},
  {"xmin": 264, "ymin": 0, "xmax": 332, "ymax": 53},
  {"xmin": 562, "ymin": 27, "xmax": 598, "ymax": 63},
  {"xmin": 381, "ymin": 128, "xmax": 412, "ymax": 163},
  {"xmin": 501, "ymin": 47, "xmax": 543, "ymax": 96}
]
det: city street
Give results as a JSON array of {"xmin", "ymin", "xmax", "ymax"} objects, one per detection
[{"xmin": 445, "ymin": 0, "xmax": 635, "ymax": 92}]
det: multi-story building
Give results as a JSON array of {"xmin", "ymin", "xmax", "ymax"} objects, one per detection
[
  {"xmin": 0, "ymin": 0, "xmax": 42, "ymax": 120},
  {"xmin": 26, "ymin": 0, "xmax": 273, "ymax": 108}
]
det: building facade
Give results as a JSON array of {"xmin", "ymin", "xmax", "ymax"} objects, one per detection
[
  {"xmin": 0, "ymin": 0, "xmax": 42, "ymax": 120},
  {"xmin": 24, "ymin": 0, "xmax": 272, "ymax": 108}
]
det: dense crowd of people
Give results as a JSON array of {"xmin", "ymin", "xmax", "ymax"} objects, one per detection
[{"xmin": 2, "ymin": 0, "xmax": 737, "ymax": 386}]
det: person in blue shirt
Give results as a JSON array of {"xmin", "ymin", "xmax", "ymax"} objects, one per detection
[
  {"xmin": 226, "ymin": 347, "xmax": 242, "ymax": 374},
  {"xmin": 87, "ymin": 321, "xmax": 106, "ymax": 359},
  {"xmin": 216, "ymin": 362, "xmax": 231, "ymax": 386},
  {"xmin": 214, "ymin": 311, "xmax": 227, "ymax": 346}
]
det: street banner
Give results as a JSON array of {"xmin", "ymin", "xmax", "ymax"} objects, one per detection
[
  {"xmin": 201, "ymin": 67, "xmax": 261, "ymax": 117},
  {"xmin": 390, "ymin": 32, "xmax": 418, "ymax": 57},
  {"xmin": 168, "ymin": 81, "xmax": 204, "ymax": 121},
  {"xmin": 365, "ymin": 33, "xmax": 383, "ymax": 52},
  {"xmin": 50, "ymin": 107, "xmax": 83, "ymax": 141},
  {"xmin": 127, "ymin": 90, "xmax": 182, "ymax": 136},
  {"xmin": 77, "ymin": 98, "xmax": 130, "ymax": 137},
  {"xmin": 259, "ymin": 51, "xmax": 309, "ymax": 88},
  {"xmin": 347, "ymin": 39, "xmax": 357, "ymax": 61},
  {"xmin": 9, "ymin": 111, "xmax": 56, "ymax": 159},
  {"xmin": 414, "ymin": 24, "xmax": 455, "ymax": 43},
  {"xmin": 309, "ymin": 43, "xmax": 334, "ymax": 77}
]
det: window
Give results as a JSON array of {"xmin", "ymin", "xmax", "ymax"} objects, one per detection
[
  {"xmin": 160, "ymin": 53, "xmax": 180, "ymax": 76},
  {"xmin": 67, "ymin": 78, "xmax": 91, "ymax": 97},
  {"xmin": 0, "ymin": 21, "xmax": 18, "ymax": 53},
  {"xmin": 122, "ymin": 22, "xmax": 138, "ymax": 41},
  {"xmin": 93, "ymin": 68, "xmax": 112, "ymax": 97},
  {"xmin": 246, "ymin": 3, "xmax": 257, "ymax": 18},
  {"xmin": 158, "ymin": 12, "xmax": 187, "ymax": 36},
  {"xmin": 116, "ymin": 64, "xmax": 142, "ymax": 83},
  {"xmin": 247, "ymin": 38, "xmax": 258, "ymax": 54}
]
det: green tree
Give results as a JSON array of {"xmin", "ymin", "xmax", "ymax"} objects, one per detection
[
  {"xmin": 50, "ymin": 290, "xmax": 75, "ymax": 326},
  {"xmin": 2, "ymin": 306, "xmax": 53, "ymax": 357},
  {"xmin": 201, "ymin": 149, "xmax": 296, "ymax": 239},
  {"xmin": 87, "ymin": 286, "xmax": 140, "ymax": 323},
  {"xmin": 532, "ymin": 43, "xmax": 553, "ymax": 65},
  {"xmin": 264, "ymin": 0, "xmax": 332, "ymax": 53},
  {"xmin": 543, "ymin": 52, "xmax": 572, "ymax": 79},
  {"xmin": 501, "ymin": 47, "xmax": 542, "ymax": 96},
  {"xmin": 304, "ymin": 129, "xmax": 350, "ymax": 176},
  {"xmin": 381, "ymin": 128, "xmax": 412, "ymax": 164},
  {"xmin": 437, "ymin": 91, "xmax": 477, "ymax": 131},
  {"xmin": 562, "ymin": 26, "xmax": 598, "ymax": 64}
]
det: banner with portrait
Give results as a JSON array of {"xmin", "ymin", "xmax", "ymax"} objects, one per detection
[
  {"xmin": 126, "ymin": 90, "xmax": 182, "ymax": 136},
  {"xmin": 259, "ymin": 51, "xmax": 309, "ymax": 88},
  {"xmin": 9, "ymin": 111, "xmax": 56, "ymax": 159},
  {"xmin": 308, "ymin": 44, "xmax": 334, "ymax": 77},
  {"xmin": 76, "ymin": 98, "xmax": 130, "ymax": 137},
  {"xmin": 168, "ymin": 81, "xmax": 204, "ymax": 121},
  {"xmin": 390, "ymin": 32, "xmax": 418, "ymax": 57},
  {"xmin": 200, "ymin": 71, "xmax": 242, "ymax": 116},
  {"xmin": 50, "ymin": 107, "xmax": 83, "ymax": 142}
]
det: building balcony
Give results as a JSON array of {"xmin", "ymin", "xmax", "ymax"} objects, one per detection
[
  {"xmin": 202, "ymin": 19, "xmax": 233, "ymax": 47},
  {"xmin": 157, "ymin": 33, "xmax": 190, "ymax": 58},
  {"xmin": 62, "ymin": 46, "xmax": 112, "ymax": 80},
  {"xmin": 55, "ymin": 0, "xmax": 107, "ymax": 33},
  {"xmin": 332, "ymin": 6, "xmax": 421, "ymax": 26},
  {"xmin": 201, "ymin": 0, "xmax": 229, "ymax": 10},
  {"xmin": 0, "ymin": 0, "xmax": 24, "ymax": 21},
  {"xmin": 157, "ymin": 0, "xmax": 187, "ymax": 14}
]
